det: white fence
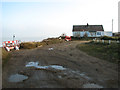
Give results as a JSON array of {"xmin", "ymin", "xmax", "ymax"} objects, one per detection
[{"xmin": 93, "ymin": 39, "xmax": 120, "ymax": 44}]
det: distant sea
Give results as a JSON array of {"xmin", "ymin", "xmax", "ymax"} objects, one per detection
[{"xmin": 0, "ymin": 36, "xmax": 48, "ymax": 47}]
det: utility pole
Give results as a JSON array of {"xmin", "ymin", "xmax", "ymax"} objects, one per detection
[
  {"xmin": 112, "ymin": 19, "xmax": 113, "ymax": 33},
  {"xmin": 112, "ymin": 19, "xmax": 113, "ymax": 36}
]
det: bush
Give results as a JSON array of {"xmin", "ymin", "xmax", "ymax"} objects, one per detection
[
  {"xmin": 101, "ymin": 36, "xmax": 120, "ymax": 40},
  {"xmin": 101, "ymin": 36, "xmax": 113, "ymax": 40},
  {"xmin": 20, "ymin": 42, "xmax": 37, "ymax": 49},
  {"xmin": 118, "ymin": 37, "xmax": 120, "ymax": 40},
  {"xmin": 42, "ymin": 38, "xmax": 64, "ymax": 45}
]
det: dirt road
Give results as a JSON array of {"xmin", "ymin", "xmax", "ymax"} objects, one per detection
[{"xmin": 2, "ymin": 41, "xmax": 118, "ymax": 88}]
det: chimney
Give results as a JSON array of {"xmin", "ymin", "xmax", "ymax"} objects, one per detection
[{"xmin": 87, "ymin": 23, "xmax": 89, "ymax": 26}]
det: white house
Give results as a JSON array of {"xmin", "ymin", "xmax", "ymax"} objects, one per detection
[{"xmin": 72, "ymin": 24, "xmax": 112, "ymax": 37}]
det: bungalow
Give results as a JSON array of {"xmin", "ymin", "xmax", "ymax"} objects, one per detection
[
  {"xmin": 72, "ymin": 24, "xmax": 104, "ymax": 37},
  {"xmin": 72, "ymin": 24, "xmax": 113, "ymax": 37}
]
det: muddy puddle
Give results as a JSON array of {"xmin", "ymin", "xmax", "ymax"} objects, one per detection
[
  {"xmin": 79, "ymin": 73, "xmax": 91, "ymax": 80},
  {"xmin": 83, "ymin": 83, "xmax": 103, "ymax": 88},
  {"xmin": 8, "ymin": 74, "xmax": 28, "ymax": 83},
  {"xmin": 26, "ymin": 62, "xmax": 91, "ymax": 80},
  {"xmin": 25, "ymin": 62, "xmax": 66, "ymax": 70},
  {"xmin": 25, "ymin": 62, "xmax": 103, "ymax": 88},
  {"xmin": 69, "ymin": 70, "xmax": 92, "ymax": 80}
]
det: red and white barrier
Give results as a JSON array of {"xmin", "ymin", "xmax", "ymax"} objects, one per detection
[{"xmin": 2, "ymin": 40, "xmax": 20, "ymax": 51}]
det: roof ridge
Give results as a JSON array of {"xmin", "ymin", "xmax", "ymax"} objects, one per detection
[{"xmin": 73, "ymin": 25, "xmax": 103, "ymax": 26}]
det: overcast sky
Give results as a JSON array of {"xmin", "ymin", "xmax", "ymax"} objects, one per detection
[{"xmin": 1, "ymin": 0, "xmax": 119, "ymax": 41}]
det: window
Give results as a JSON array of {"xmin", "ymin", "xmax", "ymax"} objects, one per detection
[{"xmin": 97, "ymin": 32, "xmax": 101, "ymax": 35}]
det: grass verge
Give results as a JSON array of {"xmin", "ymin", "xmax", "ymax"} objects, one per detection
[
  {"xmin": 76, "ymin": 41, "xmax": 120, "ymax": 64},
  {"xmin": 2, "ymin": 48, "xmax": 11, "ymax": 67}
]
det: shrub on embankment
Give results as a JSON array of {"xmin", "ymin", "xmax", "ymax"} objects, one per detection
[
  {"xmin": 71, "ymin": 36, "xmax": 99, "ymax": 41},
  {"xmin": 71, "ymin": 36, "xmax": 120, "ymax": 41},
  {"xmin": 20, "ymin": 38, "xmax": 65, "ymax": 49},
  {"xmin": 100, "ymin": 36, "xmax": 120, "ymax": 40}
]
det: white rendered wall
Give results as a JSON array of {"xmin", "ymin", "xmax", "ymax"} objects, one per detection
[
  {"xmin": 73, "ymin": 31, "xmax": 105, "ymax": 37},
  {"xmin": 104, "ymin": 31, "xmax": 113, "ymax": 37}
]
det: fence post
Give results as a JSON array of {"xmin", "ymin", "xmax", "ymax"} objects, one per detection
[
  {"xmin": 102, "ymin": 40, "xmax": 104, "ymax": 43},
  {"xmin": 109, "ymin": 40, "xmax": 111, "ymax": 44},
  {"xmin": 94, "ymin": 38, "xmax": 96, "ymax": 42}
]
